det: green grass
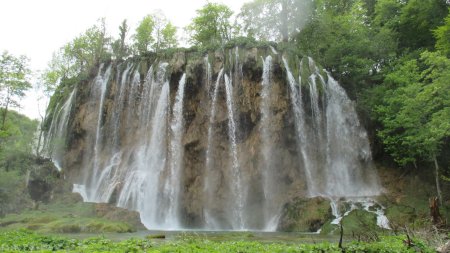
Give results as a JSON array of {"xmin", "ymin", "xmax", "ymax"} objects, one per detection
[
  {"xmin": 0, "ymin": 201, "xmax": 135, "ymax": 233},
  {"xmin": 0, "ymin": 230, "xmax": 435, "ymax": 253}
]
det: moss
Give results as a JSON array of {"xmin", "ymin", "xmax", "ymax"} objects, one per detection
[
  {"xmin": 0, "ymin": 200, "xmax": 139, "ymax": 233},
  {"xmin": 278, "ymin": 197, "xmax": 332, "ymax": 232},
  {"xmin": 321, "ymin": 209, "xmax": 387, "ymax": 236},
  {"xmin": 146, "ymin": 234, "xmax": 166, "ymax": 239}
]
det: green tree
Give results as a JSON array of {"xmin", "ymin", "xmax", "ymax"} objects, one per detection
[
  {"xmin": 375, "ymin": 52, "xmax": 450, "ymax": 203},
  {"xmin": 111, "ymin": 19, "xmax": 130, "ymax": 60},
  {"xmin": 297, "ymin": 0, "xmax": 397, "ymax": 96},
  {"xmin": 62, "ymin": 18, "xmax": 111, "ymax": 74},
  {"xmin": 161, "ymin": 22, "xmax": 178, "ymax": 50},
  {"xmin": 133, "ymin": 15, "xmax": 155, "ymax": 54},
  {"xmin": 397, "ymin": 0, "xmax": 448, "ymax": 50},
  {"xmin": 152, "ymin": 11, "xmax": 178, "ymax": 52},
  {"xmin": 238, "ymin": 0, "xmax": 313, "ymax": 42},
  {"xmin": 434, "ymin": 10, "xmax": 450, "ymax": 56},
  {"xmin": 374, "ymin": 0, "xmax": 448, "ymax": 51},
  {"xmin": 0, "ymin": 110, "xmax": 38, "ymax": 163},
  {"xmin": 0, "ymin": 51, "xmax": 31, "ymax": 130},
  {"xmin": 186, "ymin": 2, "xmax": 234, "ymax": 47}
]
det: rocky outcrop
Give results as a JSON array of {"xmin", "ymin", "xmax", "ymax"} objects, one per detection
[{"xmin": 277, "ymin": 197, "xmax": 332, "ymax": 232}]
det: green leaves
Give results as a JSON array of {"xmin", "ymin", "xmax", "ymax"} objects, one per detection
[
  {"xmin": 375, "ymin": 51, "xmax": 450, "ymax": 166},
  {"xmin": 434, "ymin": 11, "xmax": 450, "ymax": 57},
  {"xmin": 134, "ymin": 15, "xmax": 156, "ymax": 55},
  {"xmin": 0, "ymin": 51, "xmax": 31, "ymax": 129},
  {"xmin": 133, "ymin": 12, "xmax": 179, "ymax": 54},
  {"xmin": 187, "ymin": 2, "xmax": 234, "ymax": 47},
  {"xmin": 238, "ymin": 0, "xmax": 313, "ymax": 42}
]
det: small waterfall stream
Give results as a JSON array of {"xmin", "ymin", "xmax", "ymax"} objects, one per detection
[
  {"xmin": 43, "ymin": 88, "xmax": 77, "ymax": 171},
  {"xmin": 224, "ymin": 73, "xmax": 245, "ymax": 230},
  {"xmin": 165, "ymin": 73, "xmax": 187, "ymax": 227},
  {"xmin": 204, "ymin": 68, "xmax": 224, "ymax": 229}
]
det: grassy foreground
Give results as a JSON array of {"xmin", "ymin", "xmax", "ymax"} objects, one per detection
[{"xmin": 0, "ymin": 230, "xmax": 434, "ymax": 252}]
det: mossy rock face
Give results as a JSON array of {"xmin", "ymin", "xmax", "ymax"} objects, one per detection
[
  {"xmin": 321, "ymin": 209, "xmax": 383, "ymax": 236},
  {"xmin": 277, "ymin": 197, "xmax": 332, "ymax": 232}
]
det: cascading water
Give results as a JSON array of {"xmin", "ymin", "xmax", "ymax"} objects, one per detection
[
  {"xmin": 283, "ymin": 58, "xmax": 317, "ymax": 196},
  {"xmin": 46, "ymin": 49, "xmax": 385, "ymax": 232},
  {"xmin": 283, "ymin": 55, "xmax": 385, "ymax": 228},
  {"xmin": 165, "ymin": 73, "xmax": 187, "ymax": 227},
  {"xmin": 43, "ymin": 88, "xmax": 77, "ymax": 171},
  {"xmin": 204, "ymin": 68, "xmax": 224, "ymax": 229},
  {"xmin": 89, "ymin": 65, "xmax": 112, "ymax": 201},
  {"xmin": 260, "ymin": 55, "xmax": 282, "ymax": 231},
  {"xmin": 224, "ymin": 73, "xmax": 245, "ymax": 230}
]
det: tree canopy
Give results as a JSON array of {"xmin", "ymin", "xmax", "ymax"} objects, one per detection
[
  {"xmin": 238, "ymin": 0, "xmax": 313, "ymax": 41},
  {"xmin": 0, "ymin": 51, "xmax": 31, "ymax": 129},
  {"xmin": 187, "ymin": 2, "xmax": 234, "ymax": 47}
]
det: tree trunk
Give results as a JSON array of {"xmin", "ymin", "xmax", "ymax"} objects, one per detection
[
  {"xmin": 1, "ymin": 96, "xmax": 10, "ymax": 130},
  {"xmin": 429, "ymin": 196, "xmax": 443, "ymax": 225},
  {"xmin": 433, "ymin": 155, "xmax": 443, "ymax": 205}
]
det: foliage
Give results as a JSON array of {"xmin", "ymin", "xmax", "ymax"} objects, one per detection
[
  {"xmin": 160, "ymin": 21, "xmax": 178, "ymax": 50},
  {"xmin": 186, "ymin": 2, "xmax": 234, "ymax": 47},
  {"xmin": 133, "ymin": 15, "xmax": 156, "ymax": 55},
  {"xmin": 152, "ymin": 11, "xmax": 178, "ymax": 52},
  {"xmin": 0, "ymin": 111, "xmax": 38, "ymax": 217},
  {"xmin": 434, "ymin": 10, "xmax": 450, "ymax": 57},
  {"xmin": 0, "ymin": 51, "xmax": 31, "ymax": 129},
  {"xmin": 0, "ymin": 199, "xmax": 138, "ymax": 233},
  {"xmin": 374, "ymin": 0, "xmax": 448, "ymax": 51},
  {"xmin": 0, "ymin": 110, "xmax": 38, "ymax": 167},
  {"xmin": 43, "ymin": 18, "xmax": 111, "ymax": 94},
  {"xmin": 133, "ymin": 12, "xmax": 178, "ymax": 54},
  {"xmin": 111, "ymin": 19, "xmax": 131, "ymax": 60},
  {"xmin": 238, "ymin": 0, "xmax": 313, "ymax": 42},
  {"xmin": 297, "ymin": 0, "xmax": 397, "ymax": 96},
  {"xmin": 0, "ymin": 230, "xmax": 435, "ymax": 252},
  {"xmin": 0, "ymin": 170, "xmax": 30, "ymax": 217},
  {"xmin": 375, "ymin": 51, "xmax": 450, "ymax": 166},
  {"xmin": 62, "ymin": 18, "xmax": 111, "ymax": 75}
]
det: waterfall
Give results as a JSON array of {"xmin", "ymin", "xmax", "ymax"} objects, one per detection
[
  {"xmin": 111, "ymin": 63, "xmax": 133, "ymax": 149},
  {"xmin": 323, "ymin": 74, "xmax": 380, "ymax": 197},
  {"xmin": 43, "ymin": 88, "xmax": 77, "ymax": 171},
  {"xmin": 224, "ymin": 73, "xmax": 245, "ymax": 230},
  {"xmin": 204, "ymin": 67, "xmax": 223, "ymax": 229},
  {"xmin": 283, "ymin": 58, "xmax": 317, "ymax": 196},
  {"xmin": 46, "ymin": 50, "xmax": 384, "ymax": 232},
  {"xmin": 117, "ymin": 63, "xmax": 172, "ymax": 229},
  {"xmin": 283, "ymin": 56, "xmax": 384, "ymax": 228},
  {"xmin": 260, "ymin": 55, "xmax": 280, "ymax": 230},
  {"xmin": 165, "ymin": 73, "xmax": 187, "ymax": 227}
]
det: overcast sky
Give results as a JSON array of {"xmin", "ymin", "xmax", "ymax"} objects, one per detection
[{"xmin": 0, "ymin": 0, "xmax": 248, "ymax": 119}]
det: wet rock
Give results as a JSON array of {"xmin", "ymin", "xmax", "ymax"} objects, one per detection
[{"xmin": 277, "ymin": 197, "xmax": 332, "ymax": 232}]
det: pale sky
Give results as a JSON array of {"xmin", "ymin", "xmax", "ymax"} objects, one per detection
[{"xmin": 0, "ymin": 0, "xmax": 248, "ymax": 119}]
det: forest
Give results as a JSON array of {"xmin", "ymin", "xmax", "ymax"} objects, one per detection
[{"xmin": 1, "ymin": 0, "xmax": 450, "ymax": 252}]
